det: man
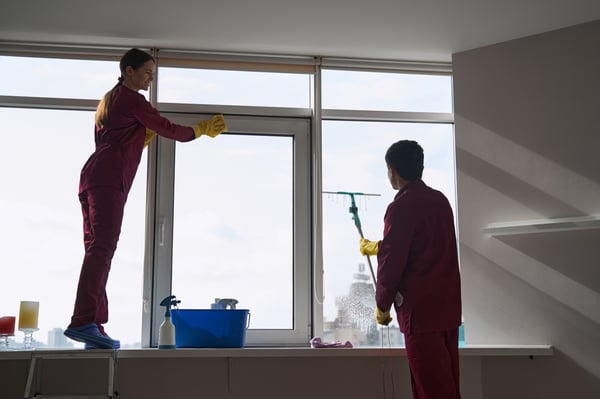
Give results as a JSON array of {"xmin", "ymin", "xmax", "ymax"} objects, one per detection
[{"xmin": 360, "ymin": 140, "xmax": 462, "ymax": 399}]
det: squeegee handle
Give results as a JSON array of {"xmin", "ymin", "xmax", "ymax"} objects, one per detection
[
  {"xmin": 364, "ymin": 254, "xmax": 377, "ymax": 285},
  {"xmin": 354, "ymin": 218, "xmax": 377, "ymax": 284},
  {"xmin": 355, "ymin": 217, "xmax": 376, "ymax": 283},
  {"xmin": 348, "ymin": 195, "xmax": 376, "ymax": 284}
]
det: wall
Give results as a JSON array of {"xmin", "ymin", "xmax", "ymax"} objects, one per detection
[
  {"xmin": 453, "ymin": 19, "xmax": 600, "ymax": 398},
  {"xmin": 1, "ymin": 350, "xmax": 491, "ymax": 399}
]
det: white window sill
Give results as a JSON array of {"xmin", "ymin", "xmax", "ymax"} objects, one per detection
[{"xmin": 0, "ymin": 344, "xmax": 553, "ymax": 360}]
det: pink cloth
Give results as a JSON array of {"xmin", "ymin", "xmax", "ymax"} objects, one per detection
[{"xmin": 310, "ymin": 337, "xmax": 353, "ymax": 348}]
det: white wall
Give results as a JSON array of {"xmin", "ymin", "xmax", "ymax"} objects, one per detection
[{"xmin": 453, "ymin": 19, "xmax": 600, "ymax": 398}]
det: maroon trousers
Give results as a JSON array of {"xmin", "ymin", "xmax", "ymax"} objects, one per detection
[
  {"xmin": 69, "ymin": 186, "xmax": 126, "ymax": 330},
  {"xmin": 404, "ymin": 328, "xmax": 461, "ymax": 399}
]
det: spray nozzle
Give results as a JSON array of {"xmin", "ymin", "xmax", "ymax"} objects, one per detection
[{"xmin": 159, "ymin": 295, "xmax": 181, "ymax": 317}]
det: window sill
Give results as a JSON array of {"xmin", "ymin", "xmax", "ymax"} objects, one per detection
[{"xmin": 0, "ymin": 344, "xmax": 553, "ymax": 360}]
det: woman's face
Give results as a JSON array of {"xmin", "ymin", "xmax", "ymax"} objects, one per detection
[{"xmin": 124, "ymin": 60, "xmax": 156, "ymax": 91}]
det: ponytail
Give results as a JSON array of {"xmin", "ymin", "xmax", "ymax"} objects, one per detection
[{"xmin": 95, "ymin": 77, "xmax": 123, "ymax": 128}]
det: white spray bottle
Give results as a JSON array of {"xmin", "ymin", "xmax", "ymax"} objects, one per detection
[{"xmin": 158, "ymin": 295, "xmax": 180, "ymax": 349}]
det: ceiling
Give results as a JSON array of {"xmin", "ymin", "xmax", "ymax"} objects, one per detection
[{"xmin": 1, "ymin": 0, "xmax": 600, "ymax": 62}]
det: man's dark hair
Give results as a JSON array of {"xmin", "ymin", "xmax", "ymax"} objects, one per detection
[{"xmin": 385, "ymin": 140, "xmax": 424, "ymax": 181}]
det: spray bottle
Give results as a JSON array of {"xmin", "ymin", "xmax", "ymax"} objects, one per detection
[{"xmin": 158, "ymin": 295, "xmax": 180, "ymax": 349}]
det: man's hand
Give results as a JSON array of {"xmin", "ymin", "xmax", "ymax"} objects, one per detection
[
  {"xmin": 359, "ymin": 238, "xmax": 379, "ymax": 256},
  {"xmin": 375, "ymin": 307, "xmax": 392, "ymax": 326}
]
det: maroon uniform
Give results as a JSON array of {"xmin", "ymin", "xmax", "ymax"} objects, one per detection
[
  {"xmin": 376, "ymin": 179, "xmax": 462, "ymax": 399},
  {"xmin": 70, "ymin": 85, "xmax": 195, "ymax": 329}
]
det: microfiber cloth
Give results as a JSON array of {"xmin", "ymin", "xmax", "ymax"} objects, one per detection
[
  {"xmin": 310, "ymin": 337, "xmax": 353, "ymax": 348},
  {"xmin": 64, "ymin": 323, "xmax": 120, "ymax": 349}
]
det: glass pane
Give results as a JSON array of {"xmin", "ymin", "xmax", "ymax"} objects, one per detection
[
  {"xmin": 322, "ymin": 69, "xmax": 453, "ymax": 113},
  {"xmin": 0, "ymin": 108, "xmax": 146, "ymax": 348},
  {"xmin": 158, "ymin": 67, "xmax": 311, "ymax": 108},
  {"xmin": 0, "ymin": 56, "xmax": 119, "ymax": 99},
  {"xmin": 321, "ymin": 120, "xmax": 456, "ymax": 347},
  {"xmin": 172, "ymin": 134, "xmax": 293, "ymax": 329}
]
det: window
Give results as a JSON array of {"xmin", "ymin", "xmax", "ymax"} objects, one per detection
[
  {"xmin": 158, "ymin": 67, "xmax": 311, "ymax": 108},
  {"xmin": 320, "ymin": 69, "xmax": 455, "ymax": 347},
  {"xmin": 322, "ymin": 69, "xmax": 452, "ymax": 112},
  {"xmin": 172, "ymin": 134, "xmax": 294, "ymax": 328},
  {"xmin": 150, "ymin": 67, "xmax": 313, "ymax": 346},
  {"xmin": 148, "ymin": 114, "xmax": 311, "ymax": 346},
  {"xmin": 0, "ymin": 108, "xmax": 147, "ymax": 348},
  {"xmin": 0, "ymin": 55, "xmax": 146, "ymax": 348},
  {"xmin": 0, "ymin": 56, "xmax": 118, "ymax": 99},
  {"xmin": 1, "ymin": 49, "xmax": 455, "ymax": 349}
]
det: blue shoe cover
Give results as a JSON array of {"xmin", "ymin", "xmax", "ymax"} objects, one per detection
[
  {"xmin": 84, "ymin": 336, "xmax": 120, "ymax": 350},
  {"xmin": 64, "ymin": 324, "xmax": 120, "ymax": 349},
  {"xmin": 84, "ymin": 333, "xmax": 121, "ymax": 350}
]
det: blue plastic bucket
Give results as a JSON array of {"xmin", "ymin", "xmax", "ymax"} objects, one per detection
[{"xmin": 171, "ymin": 309, "xmax": 250, "ymax": 348}]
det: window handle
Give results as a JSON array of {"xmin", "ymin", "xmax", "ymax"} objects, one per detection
[{"xmin": 159, "ymin": 217, "xmax": 165, "ymax": 246}]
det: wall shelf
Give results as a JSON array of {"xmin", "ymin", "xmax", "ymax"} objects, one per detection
[{"xmin": 483, "ymin": 215, "xmax": 600, "ymax": 236}]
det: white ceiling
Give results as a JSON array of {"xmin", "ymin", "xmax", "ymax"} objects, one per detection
[{"xmin": 1, "ymin": 0, "xmax": 600, "ymax": 62}]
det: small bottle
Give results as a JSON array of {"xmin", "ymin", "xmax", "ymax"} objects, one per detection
[
  {"xmin": 211, "ymin": 298, "xmax": 238, "ymax": 310},
  {"xmin": 158, "ymin": 295, "xmax": 179, "ymax": 349}
]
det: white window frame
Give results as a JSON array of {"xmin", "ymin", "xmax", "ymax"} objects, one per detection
[{"xmin": 142, "ymin": 107, "xmax": 313, "ymax": 347}]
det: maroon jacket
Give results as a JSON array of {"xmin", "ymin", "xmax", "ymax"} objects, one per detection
[
  {"xmin": 376, "ymin": 179, "xmax": 461, "ymax": 335},
  {"xmin": 79, "ymin": 85, "xmax": 195, "ymax": 195}
]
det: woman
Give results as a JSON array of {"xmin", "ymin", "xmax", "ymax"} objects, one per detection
[{"xmin": 64, "ymin": 48, "xmax": 227, "ymax": 349}]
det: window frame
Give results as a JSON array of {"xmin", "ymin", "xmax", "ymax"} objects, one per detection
[
  {"xmin": 0, "ymin": 45, "xmax": 455, "ymax": 348},
  {"xmin": 316, "ymin": 66, "xmax": 456, "ymax": 345},
  {"xmin": 143, "ymin": 110, "xmax": 313, "ymax": 347}
]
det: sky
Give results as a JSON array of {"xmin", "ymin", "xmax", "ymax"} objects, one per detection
[{"xmin": 0, "ymin": 55, "xmax": 455, "ymax": 347}]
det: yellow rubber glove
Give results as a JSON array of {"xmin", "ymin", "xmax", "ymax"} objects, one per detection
[
  {"xmin": 144, "ymin": 128, "xmax": 157, "ymax": 148},
  {"xmin": 359, "ymin": 238, "xmax": 379, "ymax": 256},
  {"xmin": 375, "ymin": 307, "xmax": 392, "ymax": 326},
  {"xmin": 192, "ymin": 114, "xmax": 228, "ymax": 138}
]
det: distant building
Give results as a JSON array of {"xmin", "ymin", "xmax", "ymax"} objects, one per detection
[{"xmin": 325, "ymin": 263, "xmax": 405, "ymax": 347}]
